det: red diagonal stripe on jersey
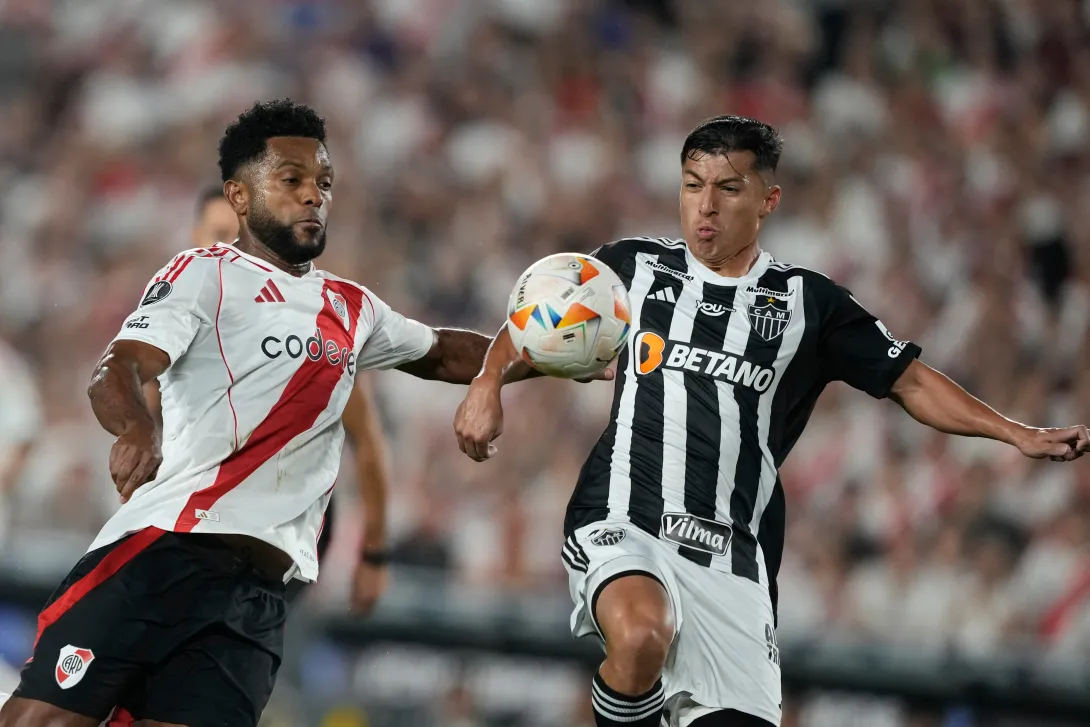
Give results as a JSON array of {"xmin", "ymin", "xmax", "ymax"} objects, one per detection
[
  {"xmin": 155, "ymin": 253, "xmax": 186, "ymax": 283},
  {"xmin": 267, "ymin": 280, "xmax": 286, "ymax": 302},
  {"xmin": 34, "ymin": 527, "xmax": 165, "ymax": 648},
  {"xmin": 167, "ymin": 255, "xmax": 195, "ymax": 283},
  {"xmin": 174, "ymin": 281, "xmax": 364, "ymax": 532}
]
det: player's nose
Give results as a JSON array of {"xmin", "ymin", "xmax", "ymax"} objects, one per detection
[
  {"xmin": 300, "ymin": 180, "xmax": 324, "ymax": 208},
  {"xmin": 699, "ymin": 188, "xmax": 718, "ymax": 216}
]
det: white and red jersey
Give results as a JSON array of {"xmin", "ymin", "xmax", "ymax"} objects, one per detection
[{"xmin": 89, "ymin": 243, "xmax": 434, "ymax": 581}]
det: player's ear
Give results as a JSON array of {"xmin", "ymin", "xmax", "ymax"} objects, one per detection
[
  {"xmin": 223, "ymin": 180, "xmax": 249, "ymax": 216},
  {"xmin": 759, "ymin": 185, "xmax": 781, "ymax": 218}
]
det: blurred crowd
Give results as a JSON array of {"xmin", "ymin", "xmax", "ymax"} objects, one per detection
[{"xmin": 2, "ymin": 1, "xmax": 1090, "ymax": 723}]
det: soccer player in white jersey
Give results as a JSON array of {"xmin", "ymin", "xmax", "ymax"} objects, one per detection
[
  {"xmin": 454, "ymin": 115, "xmax": 1089, "ymax": 727},
  {"xmin": 0, "ymin": 100, "xmax": 493, "ymax": 727},
  {"xmin": 146, "ymin": 185, "xmax": 393, "ymax": 612}
]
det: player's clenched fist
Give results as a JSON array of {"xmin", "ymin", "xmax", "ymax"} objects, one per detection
[
  {"xmin": 454, "ymin": 378, "xmax": 504, "ymax": 461},
  {"xmin": 1014, "ymin": 424, "xmax": 1090, "ymax": 462},
  {"xmin": 109, "ymin": 422, "xmax": 162, "ymax": 503}
]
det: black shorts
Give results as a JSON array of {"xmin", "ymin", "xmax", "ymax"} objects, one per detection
[
  {"xmin": 284, "ymin": 492, "xmax": 336, "ymax": 604},
  {"xmin": 15, "ymin": 528, "xmax": 287, "ymax": 727}
]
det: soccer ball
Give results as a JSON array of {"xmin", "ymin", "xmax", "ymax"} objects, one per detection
[{"xmin": 506, "ymin": 253, "xmax": 631, "ymax": 379}]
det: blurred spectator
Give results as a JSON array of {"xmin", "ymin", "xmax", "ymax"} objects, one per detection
[{"xmin": 0, "ymin": 334, "xmax": 41, "ymax": 547}]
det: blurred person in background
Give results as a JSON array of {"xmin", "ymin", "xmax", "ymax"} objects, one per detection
[
  {"xmin": 0, "ymin": 99, "xmax": 494, "ymax": 727},
  {"xmin": 456, "ymin": 115, "xmax": 1089, "ymax": 727},
  {"xmin": 146, "ymin": 184, "xmax": 394, "ymax": 613},
  {"xmin": 0, "ymin": 331, "xmax": 41, "ymax": 545}
]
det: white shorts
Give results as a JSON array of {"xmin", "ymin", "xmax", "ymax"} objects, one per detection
[{"xmin": 564, "ymin": 521, "xmax": 782, "ymax": 727}]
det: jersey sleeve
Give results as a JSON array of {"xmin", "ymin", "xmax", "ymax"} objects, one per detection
[
  {"xmin": 356, "ymin": 290, "xmax": 436, "ymax": 371},
  {"xmin": 113, "ymin": 253, "xmax": 218, "ymax": 365},
  {"xmin": 589, "ymin": 240, "xmax": 633, "ymax": 275},
  {"xmin": 817, "ymin": 282, "xmax": 922, "ymax": 398}
]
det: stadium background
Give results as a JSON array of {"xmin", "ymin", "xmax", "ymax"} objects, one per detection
[{"xmin": 1, "ymin": 0, "xmax": 1089, "ymax": 725}]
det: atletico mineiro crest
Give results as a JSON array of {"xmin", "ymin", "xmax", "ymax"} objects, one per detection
[
  {"xmin": 748, "ymin": 295, "xmax": 792, "ymax": 341},
  {"xmin": 589, "ymin": 528, "xmax": 627, "ymax": 547}
]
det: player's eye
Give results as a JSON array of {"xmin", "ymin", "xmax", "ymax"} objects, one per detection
[
  {"xmin": 283, "ymin": 177, "xmax": 298, "ymax": 185},
  {"xmin": 319, "ymin": 181, "xmax": 332, "ymax": 191},
  {"xmin": 685, "ymin": 183, "xmax": 700, "ymax": 190},
  {"xmin": 725, "ymin": 186, "xmax": 740, "ymax": 193}
]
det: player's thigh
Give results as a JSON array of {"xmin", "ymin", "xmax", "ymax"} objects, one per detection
[
  {"xmin": 0, "ymin": 695, "xmax": 101, "ymax": 727},
  {"xmin": 14, "ymin": 529, "xmax": 187, "ymax": 721},
  {"xmin": 135, "ymin": 627, "xmax": 280, "ymax": 727},
  {"xmin": 130, "ymin": 572, "xmax": 285, "ymax": 727},
  {"xmin": 594, "ymin": 572, "xmax": 675, "ymax": 653},
  {"xmin": 564, "ymin": 524, "xmax": 682, "ymax": 647},
  {"xmin": 668, "ymin": 565, "xmax": 781, "ymax": 727}
]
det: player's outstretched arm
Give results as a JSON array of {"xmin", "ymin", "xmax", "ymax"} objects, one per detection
[
  {"xmin": 889, "ymin": 359, "xmax": 1089, "ymax": 461},
  {"xmin": 452, "ymin": 326, "xmax": 520, "ymax": 461},
  {"xmin": 453, "ymin": 326, "xmax": 614, "ymax": 461},
  {"xmin": 395, "ymin": 327, "xmax": 492, "ymax": 383},
  {"xmin": 342, "ymin": 376, "xmax": 392, "ymax": 614},
  {"xmin": 88, "ymin": 339, "xmax": 171, "ymax": 503}
]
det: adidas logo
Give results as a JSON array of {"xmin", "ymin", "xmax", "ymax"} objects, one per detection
[
  {"xmin": 646, "ymin": 287, "xmax": 676, "ymax": 303},
  {"xmin": 255, "ymin": 280, "xmax": 286, "ymax": 303}
]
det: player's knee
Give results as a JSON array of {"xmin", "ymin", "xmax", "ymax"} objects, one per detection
[{"xmin": 604, "ymin": 606, "xmax": 673, "ymax": 672}]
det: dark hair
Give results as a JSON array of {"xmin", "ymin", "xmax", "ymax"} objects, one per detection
[
  {"xmin": 680, "ymin": 115, "xmax": 783, "ymax": 174},
  {"xmin": 218, "ymin": 99, "xmax": 327, "ymax": 182},
  {"xmin": 195, "ymin": 184, "xmax": 226, "ymax": 217}
]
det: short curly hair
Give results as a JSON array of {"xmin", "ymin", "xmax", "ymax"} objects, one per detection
[{"xmin": 218, "ymin": 99, "xmax": 327, "ymax": 182}]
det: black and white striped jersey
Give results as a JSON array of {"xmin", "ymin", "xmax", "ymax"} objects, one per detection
[{"xmin": 565, "ymin": 237, "xmax": 921, "ymax": 591}]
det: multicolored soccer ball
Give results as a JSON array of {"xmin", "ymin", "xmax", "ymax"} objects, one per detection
[{"xmin": 506, "ymin": 253, "xmax": 631, "ymax": 379}]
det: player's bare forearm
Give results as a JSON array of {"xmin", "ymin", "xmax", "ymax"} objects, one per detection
[
  {"xmin": 888, "ymin": 359, "xmax": 1089, "ymax": 460},
  {"xmin": 88, "ymin": 340, "xmax": 170, "ymax": 437},
  {"xmin": 475, "ymin": 326, "xmax": 543, "ymax": 389},
  {"xmin": 888, "ymin": 360, "xmax": 1022, "ymax": 443},
  {"xmin": 396, "ymin": 328, "xmax": 492, "ymax": 384},
  {"xmin": 342, "ymin": 380, "xmax": 390, "ymax": 550}
]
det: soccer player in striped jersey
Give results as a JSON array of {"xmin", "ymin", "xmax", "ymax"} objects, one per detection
[
  {"xmin": 454, "ymin": 115, "xmax": 1089, "ymax": 727},
  {"xmin": 145, "ymin": 185, "xmax": 393, "ymax": 612}
]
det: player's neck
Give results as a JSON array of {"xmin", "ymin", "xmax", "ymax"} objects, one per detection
[
  {"xmin": 234, "ymin": 233, "xmax": 313, "ymax": 277},
  {"xmin": 691, "ymin": 239, "xmax": 762, "ymax": 279}
]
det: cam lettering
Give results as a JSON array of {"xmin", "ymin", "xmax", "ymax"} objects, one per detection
[
  {"xmin": 261, "ymin": 328, "xmax": 356, "ymax": 375},
  {"xmin": 636, "ymin": 332, "xmax": 775, "ymax": 391}
]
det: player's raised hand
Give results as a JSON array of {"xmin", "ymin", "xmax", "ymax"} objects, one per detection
[
  {"xmin": 109, "ymin": 422, "xmax": 163, "ymax": 503},
  {"xmin": 1014, "ymin": 425, "xmax": 1090, "ymax": 462},
  {"xmin": 454, "ymin": 379, "xmax": 504, "ymax": 461}
]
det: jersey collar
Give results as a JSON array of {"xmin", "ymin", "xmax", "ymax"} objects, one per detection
[
  {"xmin": 215, "ymin": 242, "xmax": 321, "ymax": 278},
  {"xmin": 683, "ymin": 244, "xmax": 773, "ymax": 287}
]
